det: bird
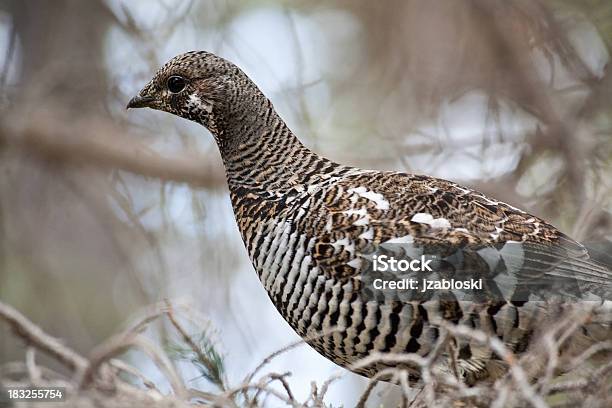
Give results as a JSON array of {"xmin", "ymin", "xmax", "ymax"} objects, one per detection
[{"xmin": 127, "ymin": 51, "xmax": 611, "ymax": 385}]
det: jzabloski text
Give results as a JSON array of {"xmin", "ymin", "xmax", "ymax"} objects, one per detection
[{"xmin": 371, "ymin": 254, "xmax": 483, "ymax": 292}]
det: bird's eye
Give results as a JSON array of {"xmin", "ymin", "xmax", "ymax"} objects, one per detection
[{"xmin": 167, "ymin": 76, "xmax": 186, "ymax": 93}]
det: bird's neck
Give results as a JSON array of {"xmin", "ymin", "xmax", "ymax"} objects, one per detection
[{"xmin": 214, "ymin": 100, "xmax": 345, "ymax": 201}]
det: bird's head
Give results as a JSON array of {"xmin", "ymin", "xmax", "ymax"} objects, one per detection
[{"xmin": 127, "ymin": 51, "xmax": 266, "ymax": 140}]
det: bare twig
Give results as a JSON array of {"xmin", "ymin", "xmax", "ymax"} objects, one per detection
[
  {"xmin": 25, "ymin": 347, "xmax": 41, "ymax": 383},
  {"xmin": 440, "ymin": 322, "xmax": 548, "ymax": 408},
  {"xmin": 0, "ymin": 109, "xmax": 226, "ymax": 188},
  {"xmin": 0, "ymin": 301, "xmax": 87, "ymax": 372}
]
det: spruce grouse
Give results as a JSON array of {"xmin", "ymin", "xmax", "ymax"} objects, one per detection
[{"xmin": 128, "ymin": 51, "xmax": 611, "ymax": 384}]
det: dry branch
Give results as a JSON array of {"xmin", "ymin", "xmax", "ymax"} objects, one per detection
[
  {"xmin": 1, "ymin": 299, "xmax": 612, "ymax": 407},
  {"xmin": 0, "ymin": 302, "xmax": 87, "ymax": 372},
  {"xmin": 0, "ymin": 109, "xmax": 226, "ymax": 188}
]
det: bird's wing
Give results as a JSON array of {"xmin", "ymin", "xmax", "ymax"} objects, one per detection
[{"xmin": 308, "ymin": 171, "xmax": 611, "ymax": 301}]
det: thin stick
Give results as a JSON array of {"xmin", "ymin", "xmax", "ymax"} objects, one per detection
[{"xmin": 0, "ymin": 301, "xmax": 87, "ymax": 372}]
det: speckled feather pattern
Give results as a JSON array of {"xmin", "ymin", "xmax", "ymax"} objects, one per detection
[{"xmin": 133, "ymin": 51, "xmax": 611, "ymax": 384}]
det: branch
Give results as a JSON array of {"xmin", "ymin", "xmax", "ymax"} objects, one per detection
[
  {"xmin": 0, "ymin": 301, "xmax": 88, "ymax": 372},
  {"xmin": 0, "ymin": 109, "xmax": 226, "ymax": 188}
]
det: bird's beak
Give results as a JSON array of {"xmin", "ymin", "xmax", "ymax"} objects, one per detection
[{"xmin": 126, "ymin": 94, "xmax": 155, "ymax": 110}]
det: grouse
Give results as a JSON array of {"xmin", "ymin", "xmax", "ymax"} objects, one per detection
[{"xmin": 127, "ymin": 51, "xmax": 611, "ymax": 384}]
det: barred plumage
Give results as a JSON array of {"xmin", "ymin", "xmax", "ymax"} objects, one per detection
[{"xmin": 128, "ymin": 51, "xmax": 611, "ymax": 384}]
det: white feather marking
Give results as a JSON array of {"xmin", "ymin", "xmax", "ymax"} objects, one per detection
[
  {"xmin": 504, "ymin": 202, "xmax": 526, "ymax": 213},
  {"xmin": 411, "ymin": 212, "xmax": 451, "ymax": 229},
  {"xmin": 342, "ymin": 208, "xmax": 370, "ymax": 226},
  {"xmin": 343, "ymin": 208, "xmax": 368, "ymax": 217},
  {"xmin": 331, "ymin": 237, "xmax": 355, "ymax": 254},
  {"xmin": 347, "ymin": 187, "xmax": 390, "ymax": 210},
  {"xmin": 490, "ymin": 226, "xmax": 503, "ymax": 239},
  {"xmin": 411, "ymin": 213, "xmax": 434, "ymax": 223},
  {"xmin": 281, "ymin": 234, "xmax": 307, "ymax": 302},
  {"xmin": 359, "ymin": 228, "xmax": 374, "ymax": 240},
  {"xmin": 352, "ymin": 217, "xmax": 370, "ymax": 226},
  {"xmin": 349, "ymin": 186, "xmax": 367, "ymax": 193},
  {"xmin": 324, "ymin": 216, "xmax": 333, "ymax": 232},
  {"xmin": 307, "ymin": 185, "xmax": 319, "ymax": 194},
  {"xmin": 187, "ymin": 93, "xmax": 213, "ymax": 113},
  {"xmin": 187, "ymin": 94, "xmax": 200, "ymax": 106},
  {"xmin": 384, "ymin": 235, "xmax": 414, "ymax": 244},
  {"xmin": 482, "ymin": 197, "xmax": 499, "ymax": 205},
  {"xmin": 429, "ymin": 218, "xmax": 451, "ymax": 229}
]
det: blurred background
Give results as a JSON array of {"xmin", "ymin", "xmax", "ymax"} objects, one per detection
[{"xmin": 0, "ymin": 0, "xmax": 610, "ymax": 406}]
